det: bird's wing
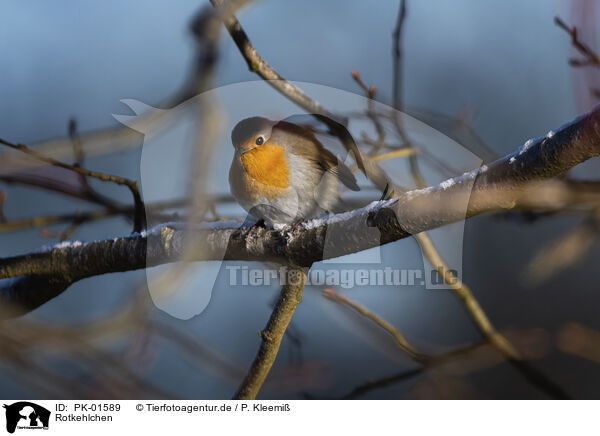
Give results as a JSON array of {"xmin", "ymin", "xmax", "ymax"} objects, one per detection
[
  {"xmin": 277, "ymin": 121, "xmax": 360, "ymax": 192},
  {"xmin": 278, "ymin": 114, "xmax": 366, "ymax": 176},
  {"xmin": 320, "ymin": 149, "xmax": 360, "ymax": 192}
]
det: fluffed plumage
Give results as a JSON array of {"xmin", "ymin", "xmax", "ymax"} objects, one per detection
[{"xmin": 229, "ymin": 116, "xmax": 359, "ymax": 225}]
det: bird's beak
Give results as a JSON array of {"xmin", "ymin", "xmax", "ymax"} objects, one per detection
[
  {"xmin": 238, "ymin": 139, "xmax": 258, "ymax": 155},
  {"xmin": 239, "ymin": 146, "xmax": 255, "ymax": 155}
]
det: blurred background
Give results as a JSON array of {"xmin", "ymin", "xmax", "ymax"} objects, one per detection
[{"xmin": 1, "ymin": 0, "xmax": 599, "ymax": 399}]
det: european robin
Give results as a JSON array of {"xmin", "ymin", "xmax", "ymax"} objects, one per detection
[{"xmin": 229, "ymin": 116, "xmax": 360, "ymax": 226}]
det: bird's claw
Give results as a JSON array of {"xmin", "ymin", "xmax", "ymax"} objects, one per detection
[
  {"xmin": 243, "ymin": 218, "xmax": 267, "ymax": 238},
  {"xmin": 290, "ymin": 218, "xmax": 305, "ymax": 232}
]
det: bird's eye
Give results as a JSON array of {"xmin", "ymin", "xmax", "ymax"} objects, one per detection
[{"xmin": 255, "ymin": 136, "xmax": 264, "ymax": 146}]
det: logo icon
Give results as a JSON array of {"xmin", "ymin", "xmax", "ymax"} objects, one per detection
[{"xmin": 3, "ymin": 402, "xmax": 50, "ymax": 434}]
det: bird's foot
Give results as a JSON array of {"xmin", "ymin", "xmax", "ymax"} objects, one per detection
[
  {"xmin": 290, "ymin": 218, "xmax": 305, "ymax": 232},
  {"xmin": 243, "ymin": 218, "xmax": 268, "ymax": 238},
  {"xmin": 253, "ymin": 218, "xmax": 267, "ymax": 228}
]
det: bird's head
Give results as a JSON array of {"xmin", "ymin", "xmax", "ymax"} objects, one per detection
[
  {"xmin": 231, "ymin": 116, "xmax": 276, "ymax": 155},
  {"xmin": 231, "ymin": 117, "xmax": 291, "ymax": 190}
]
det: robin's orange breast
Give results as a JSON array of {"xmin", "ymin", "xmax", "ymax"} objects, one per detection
[{"xmin": 240, "ymin": 143, "xmax": 290, "ymax": 199}]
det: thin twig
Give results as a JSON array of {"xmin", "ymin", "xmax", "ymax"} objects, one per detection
[
  {"xmin": 392, "ymin": 0, "xmax": 407, "ymax": 112},
  {"xmin": 323, "ymin": 288, "xmax": 424, "ymax": 361},
  {"xmin": 209, "ymin": 0, "xmax": 332, "ymax": 117},
  {"xmin": 390, "ymin": 0, "xmax": 518, "ymax": 359},
  {"xmin": 412, "ymin": 233, "xmax": 567, "ymax": 397},
  {"xmin": 0, "ymin": 137, "xmax": 145, "ymax": 232},
  {"xmin": 524, "ymin": 206, "xmax": 600, "ymax": 285},
  {"xmin": 414, "ymin": 232, "xmax": 519, "ymax": 359},
  {"xmin": 391, "ymin": 0, "xmax": 425, "ymax": 189},
  {"xmin": 0, "ymin": 198, "xmax": 190, "ymax": 234},
  {"xmin": 0, "ymin": 191, "xmax": 6, "ymax": 223},
  {"xmin": 389, "ymin": 0, "xmax": 553, "ymax": 394},
  {"xmin": 555, "ymin": 16, "xmax": 600, "ymax": 67},
  {"xmin": 322, "ymin": 287, "xmax": 568, "ymax": 398},
  {"xmin": 372, "ymin": 148, "xmax": 417, "ymax": 161},
  {"xmin": 351, "ymin": 70, "xmax": 387, "ymax": 155},
  {"xmin": 68, "ymin": 118, "xmax": 86, "ymax": 167}
]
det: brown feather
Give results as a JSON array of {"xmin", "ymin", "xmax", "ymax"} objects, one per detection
[{"xmin": 273, "ymin": 121, "xmax": 360, "ymax": 191}]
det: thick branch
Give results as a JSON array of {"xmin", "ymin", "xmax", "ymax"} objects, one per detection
[{"xmin": 1, "ymin": 105, "xmax": 600, "ymax": 317}]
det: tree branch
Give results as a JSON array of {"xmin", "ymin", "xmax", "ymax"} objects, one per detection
[
  {"xmin": 1, "ymin": 105, "xmax": 600, "ymax": 318},
  {"xmin": 207, "ymin": 0, "xmax": 387, "ymax": 184},
  {"xmin": 323, "ymin": 288, "xmax": 424, "ymax": 361},
  {"xmin": 555, "ymin": 16, "xmax": 600, "ymax": 67},
  {"xmin": 0, "ymin": 137, "xmax": 144, "ymax": 232},
  {"xmin": 233, "ymin": 266, "xmax": 307, "ymax": 399},
  {"xmin": 209, "ymin": 0, "xmax": 332, "ymax": 117}
]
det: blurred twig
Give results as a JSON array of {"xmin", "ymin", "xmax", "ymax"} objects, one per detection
[
  {"xmin": 351, "ymin": 70, "xmax": 387, "ymax": 155},
  {"xmin": 525, "ymin": 206, "xmax": 600, "ymax": 285},
  {"xmin": 0, "ymin": 191, "xmax": 6, "ymax": 223},
  {"xmin": 323, "ymin": 288, "xmax": 424, "ymax": 361},
  {"xmin": 415, "ymin": 232, "xmax": 519, "ymax": 358},
  {"xmin": 0, "ymin": 198, "xmax": 193, "ymax": 234},
  {"xmin": 558, "ymin": 322, "xmax": 600, "ymax": 363},
  {"xmin": 392, "ymin": 0, "xmax": 407, "ymax": 113},
  {"xmin": 555, "ymin": 16, "xmax": 600, "ymax": 67},
  {"xmin": 0, "ymin": 137, "xmax": 144, "ymax": 232},
  {"xmin": 321, "ymin": 287, "xmax": 567, "ymax": 398}
]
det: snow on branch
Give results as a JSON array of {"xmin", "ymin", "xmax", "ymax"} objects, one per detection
[{"xmin": 1, "ymin": 104, "xmax": 599, "ymax": 318}]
